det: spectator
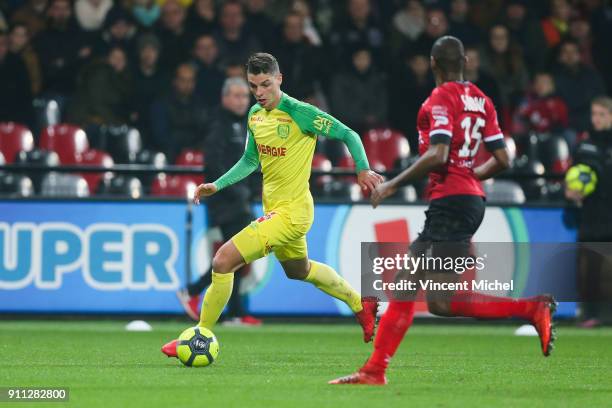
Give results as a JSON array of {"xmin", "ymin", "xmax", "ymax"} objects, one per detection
[
  {"xmin": 501, "ymin": 0, "xmax": 548, "ymax": 73},
  {"xmin": 95, "ymin": 7, "xmax": 138, "ymax": 58},
  {"xmin": 291, "ymin": 0, "xmax": 322, "ymax": 46},
  {"xmin": 480, "ymin": 24, "xmax": 529, "ymax": 110},
  {"xmin": 75, "ymin": 0, "xmax": 113, "ymax": 32},
  {"xmin": 407, "ymin": 8, "xmax": 449, "ymax": 58},
  {"xmin": 591, "ymin": 0, "xmax": 612, "ymax": 93},
  {"xmin": 541, "ymin": 0, "xmax": 573, "ymax": 49},
  {"xmin": 0, "ymin": 30, "xmax": 33, "ymax": 126},
  {"xmin": 244, "ymin": 0, "xmax": 277, "ymax": 50},
  {"xmin": 68, "ymin": 46, "xmax": 134, "ymax": 129},
  {"xmin": 565, "ymin": 97, "xmax": 612, "ymax": 327},
  {"xmin": 328, "ymin": 0, "xmax": 385, "ymax": 69},
  {"xmin": 464, "ymin": 47, "xmax": 502, "ymax": 112},
  {"xmin": 553, "ymin": 39, "xmax": 606, "ymax": 132},
  {"xmin": 273, "ymin": 12, "xmax": 319, "ymax": 101},
  {"xmin": 176, "ymin": 77, "xmax": 261, "ymax": 326},
  {"xmin": 448, "ymin": 0, "xmax": 480, "ymax": 46},
  {"xmin": 330, "ymin": 47, "xmax": 387, "ymax": 135},
  {"xmin": 389, "ymin": 0, "xmax": 425, "ymax": 59},
  {"xmin": 150, "ymin": 63, "xmax": 208, "ymax": 161},
  {"xmin": 9, "ymin": 23, "xmax": 42, "ymax": 95},
  {"xmin": 34, "ymin": 0, "xmax": 93, "ymax": 95},
  {"xmin": 224, "ymin": 60, "xmax": 246, "ymax": 79},
  {"xmin": 214, "ymin": 0, "xmax": 261, "ymax": 69},
  {"xmin": 191, "ymin": 34, "xmax": 224, "ymax": 108},
  {"xmin": 132, "ymin": 33, "xmax": 167, "ymax": 144},
  {"xmin": 132, "ymin": 0, "xmax": 161, "ymax": 29},
  {"xmin": 186, "ymin": 0, "xmax": 216, "ymax": 36},
  {"xmin": 388, "ymin": 53, "xmax": 434, "ymax": 152},
  {"xmin": 513, "ymin": 72, "xmax": 569, "ymax": 137},
  {"xmin": 156, "ymin": 0, "xmax": 194, "ymax": 71},
  {"xmin": 568, "ymin": 17, "xmax": 593, "ymax": 67},
  {"xmin": 11, "ymin": 0, "xmax": 48, "ymax": 38}
]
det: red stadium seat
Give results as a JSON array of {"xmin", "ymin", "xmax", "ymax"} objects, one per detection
[
  {"xmin": 0, "ymin": 122, "xmax": 34, "ymax": 163},
  {"xmin": 77, "ymin": 149, "xmax": 114, "ymax": 193},
  {"xmin": 175, "ymin": 149, "xmax": 205, "ymax": 185},
  {"xmin": 151, "ymin": 174, "xmax": 197, "ymax": 198},
  {"xmin": 363, "ymin": 128, "xmax": 410, "ymax": 170},
  {"xmin": 39, "ymin": 124, "xmax": 89, "ymax": 164}
]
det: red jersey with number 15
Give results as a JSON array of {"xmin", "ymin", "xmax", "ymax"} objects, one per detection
[{"xmin": 417, "ymin": 81, "xmax": 505, "ymax": 200}]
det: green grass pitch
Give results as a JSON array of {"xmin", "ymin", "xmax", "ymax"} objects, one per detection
[{"xmin": 1, "ymin": 320, "xmax": 611, "ymax": 407}]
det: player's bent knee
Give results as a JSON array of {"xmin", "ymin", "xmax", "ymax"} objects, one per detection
[
  {"xmin": 212, "ymin": 242, "xmax": 244, "ymax": 274},
  {"xmin": 427, "ymin": 300, "xmax": 453, "ymax": 317},
  {"xmin": 280, "ymin": 259, "xmax": 310, "ymax": 280},
  {"xmin": 285, "ymin": 269, "xmax": 308, "ymax": 280}
]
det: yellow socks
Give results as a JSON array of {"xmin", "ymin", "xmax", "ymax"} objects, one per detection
[
  {"xmin": 198, "ymin": 272, "xmax": 234, "ymax": 329},
  {"xmin": 305, "ymin": 260, "xmax": 363, "ymax": 313}
]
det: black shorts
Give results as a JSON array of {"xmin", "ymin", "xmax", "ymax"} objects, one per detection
[{"xmin": 410, "ymin": 195, "xmax": 485, "ymax": 260}]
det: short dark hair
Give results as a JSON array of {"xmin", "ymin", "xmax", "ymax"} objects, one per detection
[
  {"xmin": 246, "ymin": 53, "xmax": 280, "ymax": 75},
  {"xmin": 431, "ymin": 35, "xmax": 465, "ymax": 74}
]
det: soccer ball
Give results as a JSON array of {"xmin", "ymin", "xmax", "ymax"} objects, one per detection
[
  {"xmin": 565, "ymin": 164, "xmax": 598, "ymax": 197},
  {"xmin": 176, "ymin": 326, "xmax": 219, "ymax": 367}
]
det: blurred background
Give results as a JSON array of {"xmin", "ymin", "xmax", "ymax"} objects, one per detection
[
  {"xmin": 0, "ymin": 0, "xmax": 611, "ymax": 322},
  {"xmin": 0, "ymin": 0, "xmax": 610, "ymax": 201}
]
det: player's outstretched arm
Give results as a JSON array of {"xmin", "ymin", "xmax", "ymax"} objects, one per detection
[
  {"xmin": 371, "ymin": 144, "xmax": 449, "ymax": 208},
  {"xmin": 292, "ymin": 102, "xmax": 383, "ymax": 190},
  {"xmin": 473, "ymin": 146, "xmax": 511, "ymax": 181},
  {"xmin": 194, "ymin": 131, "xmax": 260, "ymax": 205}
]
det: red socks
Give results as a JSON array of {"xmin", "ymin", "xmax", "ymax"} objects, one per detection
[
  {"xmin": 449, "ymin": 292, "xmax": 537, "ymax": 320},
  {"xmin": 363, "ymin": 301, "xmax": 415, "ymax": 373}
]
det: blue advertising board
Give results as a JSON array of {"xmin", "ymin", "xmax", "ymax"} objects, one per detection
[{"xmin": 0, "ymin": 200, "xmax": 578, "ymax": 316}]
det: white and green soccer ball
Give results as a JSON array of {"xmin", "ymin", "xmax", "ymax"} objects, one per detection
[
  {"xmin": 565, "ymin": 164, "xmax": 598, "ymax": 197},
  {"xmin": 177, "ymin": 326, "xmax": 219, "ymax": 367}
]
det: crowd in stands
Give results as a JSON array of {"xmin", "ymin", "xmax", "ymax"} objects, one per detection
[{"xmin": 0, "ymin": 0, "xmax": 611, "ymax": 201}]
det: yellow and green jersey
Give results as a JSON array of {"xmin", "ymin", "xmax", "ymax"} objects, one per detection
[{"xmin": 213, "ymin": 93, "xmax": 370, "ymax": 224}]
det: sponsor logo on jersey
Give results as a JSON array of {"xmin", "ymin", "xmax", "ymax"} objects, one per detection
[
  {"xmin": 257, "ymin": 143, "xmax": 287, "ymax": 157},
  {"xmin": 313, "ymin": 116, "xmax": 333, "ymax": 134},
  {"xmin": 250, "ymin": 115, "xmax": 264, "ymax": 123},
  {"xmin": 277, "ymin": 124, "xmax": 290, "ymax": 139},
  {"xmin": 461, "ymin": 95, "xmax": 486, "ymax": 113},
  {"xmin": 277, "ymin": 118, "xmax": 292, "ymax": 123},
  {"xmin": 431, "ymin": 105, "xmax": 449, "ymax": 127}
]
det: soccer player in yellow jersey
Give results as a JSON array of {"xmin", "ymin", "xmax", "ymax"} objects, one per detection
[{"xmin": 162, "ymin": 53, "xmax": 383, "ymax": 357}]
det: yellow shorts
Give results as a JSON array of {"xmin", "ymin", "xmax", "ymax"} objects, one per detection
[{"xmin": 231, "ymin": 210, "xmax": 313, "ymax": 263}]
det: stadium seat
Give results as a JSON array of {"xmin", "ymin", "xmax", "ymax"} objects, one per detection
[
  {"xmin": 39, "ymin": 124, "xmax": 89, "ymax": 164},
  {"xmin": 32, "ymin": 96, "xmax": 62, "ymax": 135},
  {"xmin": 41, "ymin": 173, "xmax": 90, "ymax": 197},
  {"xmin": 150, "ymin": 174, "xmax": 197, "ymax": 198},
  {"xmin": 513, "ymin": 156, "xmax": 548, "ymax": 201},
  {"xmin": 175, "ymin": 149, "xmax": 205, "ymax": 185},
  {"xmin": 98, "ymin": 175, "xmax": 143, "ymax": 199},
  {"xmin": 135, "ymin": 149, "xmax": 168, "ymax": 192},
  {"xmin": 363, "ymin": 128, "xmax": 410, "ymax": 170},
  {"xmin": 95, "ymin": 125, "xmax": 143, "ymax": 163},
  {"xmin": 539, "ymin": 134, "xmax": 570, "ymax": 174},
  {"xmin": 0, "ymin": 173, "xmax": 34, "ymax": 197},
  {"xmin": 322, "ymin": 179, "xmax": 363, "ymax": 202},
  {"xmin": 14, "ymin": 148, "xmax": 60, "ymax": 192},
  {"xmin": 0, "ymin": 122, "xmax": 35, "ymax": 163},
  {"xmin": 483, "ymin": 180, "xmax": 526, "ymax": 204},
  {"xmin": 77, "ymin": 149, "xmax": 114, "ymax": 193},
  {"xmin": 311, "ymin": 153, "xmax": 333, "ymax": 196}
]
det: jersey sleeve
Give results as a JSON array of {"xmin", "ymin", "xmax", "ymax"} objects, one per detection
[
  {"xmin": 482, "ymin": 98, "xmax": 506, "ymax": 151},
  {"xmin": 291, "ymin": 101, "xmax": 370, "ymax": 173},
  {"xmin": 426, "ymin": 90, "xmax": 455, "ymax": 145},
  {"xmin": 212, "ymin": 129, "xmax": 260, "ymax": 191}
]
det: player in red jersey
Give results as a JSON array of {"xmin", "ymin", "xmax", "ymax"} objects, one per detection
[{"xmin": 329, "ymin": 36, "xmax": 557, "ymax": 386}]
